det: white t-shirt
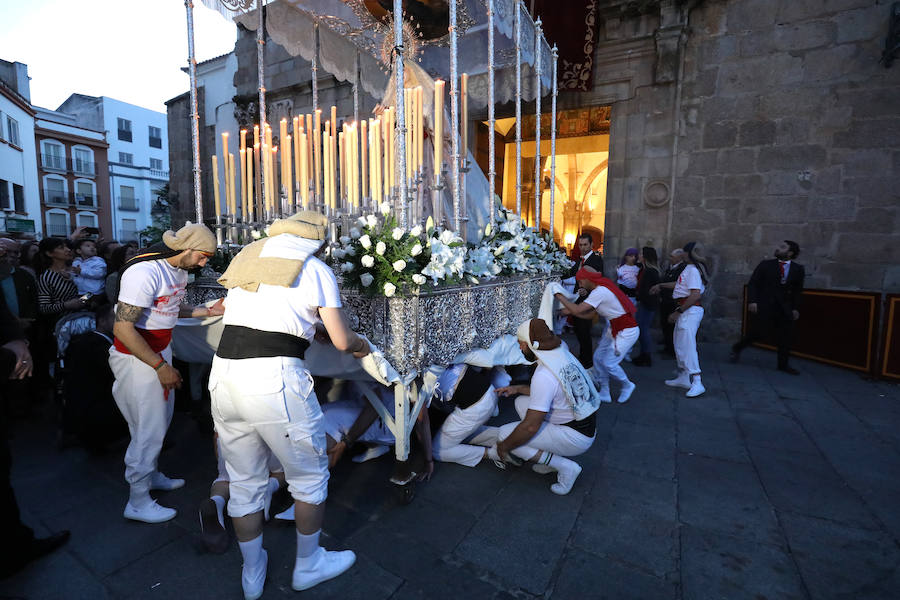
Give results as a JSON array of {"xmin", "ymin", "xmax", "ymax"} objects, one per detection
[
  {"xmin": 223, "ymin": 255, "xmax": 342, "ymax": 340},
  {"xmin": 616, "ymin": 264, "xmax": 639, "ymax": 290},
  {"xmin": 117, "ymin": 260, "xmax": 187, "ymax": 330},
  {"xmin": 584, "ymin": 285, "xmax": 626, "ymax": 320},
  {"xmin": 528, "ymin": 365, "xmax": 575, "ymax": 424},
  {"xmin": 673, "ymin": 264, "xmax": 705, "ymax": 299}
]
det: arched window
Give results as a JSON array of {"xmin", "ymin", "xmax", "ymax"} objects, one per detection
[
  {"xmin": 45, "ymin": 209, "xmax": 70, "ymax": 238},
  {"xmin": 40, "ymin": 139, "xmax": 66, "ymax": 171},
  {"xmin": 42, "ymin": 175, "xmax": 68, "ymax": 208},
  {"xmin": 75, "ymin": 211, "xmax": 98, "ymax": 229},
  {"xmin": 73, "ymin": 178, "xmax": 97, "ymax": 208},
  {"xmin": 72, "ymin": 145, "xmax": 95, "ymax": 176}
]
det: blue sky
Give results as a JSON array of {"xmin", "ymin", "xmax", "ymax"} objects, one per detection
[{"xmin": 0, "ymin": 0, "xmax": 237, "ymax": 113}]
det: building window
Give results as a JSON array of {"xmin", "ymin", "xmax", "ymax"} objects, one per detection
[
  {"xmin": 0, "ymin": 179, "xmax": 9, "ymax": 209},
  {"xmin": 76, "ymin": 212, "xmax": 98, "ymax": 229},
  {"xmin": 117, "ymin": 117, "xmax": 132, "ymax": 142},
  {"xmin": 6, "ymin": 116, "xmax": 19, "ymax": 146},
  {"xmin": 121, "ymin": 218, "xmax": 138, "ymax": 242},
  {"xmin": 149, "ymin": 125, "xmax": 162, "ymax": 148},
  {"xmin": 0, "ymin": 111, "xmax": 5, "ymax": 141},
  {"xmin": 41, "ymin": 140, "xmax": 66, "ymax": 170},
  {"xmin": 13, "ymin": 184, "xmax": 25, "ymax": 213},
  {"xmin": 150, "ymin": 157, "xmax": 163, "ymax": 170},
  {"xmin": 119, "ymin": 185, "xmax": 137, "ymax": 211},
  {"xmin": 73, "ymin": 147, "xmax": 94, "ymax": 175},
  {"xmin": 44, "ymin": 177, "xmax": 68, "ymax": 207},
  {"xmin": 75, "ymin": 181, "xmax": 95, "ymax": 208},
  {"xmin": 119, "ymin": 152, "xmax": 133, "ymax": 165},
  {"xmin": 46, "ymin": 211, "xmax": 69, "ymax": 238}
]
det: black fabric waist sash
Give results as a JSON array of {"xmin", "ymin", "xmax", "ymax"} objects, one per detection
[
  {"xmin": 562, "ymin": 411, "xmax": 597, "ymax": 438},
  {"xmin": 453, "ymin": 366, "xmax": 494, "ymax": 410},
  {"xmin": 216, "ymin": 325, "xmax": 310, "ymax": 360}
]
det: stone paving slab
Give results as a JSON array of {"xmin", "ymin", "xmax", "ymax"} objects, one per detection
[{"xmin": 3, "ymin": 344, "xmax": 900, "ymax": 600}]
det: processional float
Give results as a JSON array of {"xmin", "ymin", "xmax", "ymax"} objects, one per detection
[{"xmin": 184, "ymin": 0, "xmax": 567, "ymax": 482}]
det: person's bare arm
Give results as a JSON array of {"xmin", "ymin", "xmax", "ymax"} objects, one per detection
[
  {"xmin": 178, "ymin": 297, "xmax": 225, "ymax": 318},
  {"xmin": 651, "ymin": 281, "xmax": 676, "ymax": 294},
  {"xmin": 495, "ymin": 384, "xmax": 530, "ymax": 397},
  {"xmin": 496, "ymin": 409, "xmax": 546, "ymax": 461},
  {"xmin": 555, "ymin": 293, "xmax": 596, "ymax": 319},
  {"xmin": 319, "ymin": 306, "xmax": 370, "ymax": 357},
  {"xmin": 113, "ymin": 302, "xmax": 182, "ymax": 392},
  {"xmin": 327, "ymin": 401, "xmax": 380, "ymax": 468}
]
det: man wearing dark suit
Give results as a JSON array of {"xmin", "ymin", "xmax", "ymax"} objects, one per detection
[
  {"xmin": 730, "ymin": 240, "xmax": 805, "ymax": 374},
  {"xmin": 565, "ymin": 233, "xmax": 604, "ymax": 368}
]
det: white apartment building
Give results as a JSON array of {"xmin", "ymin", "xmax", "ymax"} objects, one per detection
[
  {"xmin": 57, "ymin": 94, "xmax": 169, "ymax": 242},
  {"xmin": 0, "ymin": 60, "xmax": 41, "ymax": 237}
]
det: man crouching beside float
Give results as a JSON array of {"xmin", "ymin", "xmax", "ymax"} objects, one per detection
[{"xmin": 212, "ymin": 211, "xmax": 370, "ymax": 600}]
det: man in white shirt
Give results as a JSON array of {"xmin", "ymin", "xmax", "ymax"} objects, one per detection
[
  {"xmin": 563, "ymin": 234, "xmax": 605, "ymax": 367},
  {"xmin": 213, "ymin": 212, "xmax": 369, "ymax": 600},
  {"xmin": 111, "ymin": 223, "xmax": 223, "ymax": 524},
  {"xmin": 494, "ymin": 319, "xmax": 600, "ymax": 496}
]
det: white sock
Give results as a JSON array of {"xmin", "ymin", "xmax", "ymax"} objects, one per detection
[
  {"xmin": 691, "ymin": 374, "xmax": 702, "ymax": 385},
  {"xmin": 296, "ymin": 529, "xmax": 321, "ymax": 561},
  {"xmin": 239, "ymin": 535, "xmax": 264, "ymax": 567},
  {"xmin": 129, "ymin": 486, "xmax": 152, "ymax": 509},
  {"xmin": 486, "ymin": 446, "xmax": 501, "ymax": 462},
  {"xmin": 211, "ymin": 495, "xmax": 226, "ymax": 528}
]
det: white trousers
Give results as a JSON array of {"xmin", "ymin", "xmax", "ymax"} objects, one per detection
[
  {"xmin": 215, "ymin": 436, "xmax": 283, "ymax": 484},
  {"xmin": 591, "ymin": 326, "xmax": 639, "ymax": 386},
  {"xmin": 210, "ymin": 356, "xmax": 328, "ymax": 518},
  {"xmin": 321, "ymin": 399, "xmax": 395, "ymax": 447},
  {"xmin": 674, "ymin": 306, "xmax": 704, "ymax": 374},
  {"xmin": 496, "ymin": 395, "xmax": 594, "ymax": 461},
  {"xmin": 110, "ymin": 345, "xmax": 174, "ymax": 493},
  {"xmin": 433, "ymin": 386, "xmax": 499, "ymax": 467}
]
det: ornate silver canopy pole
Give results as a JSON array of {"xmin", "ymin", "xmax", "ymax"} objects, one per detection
[
  {"xmin": 487, "ymin": 0, "xmax": 496, "ymax": 226},
  {"xmin": 257, "ymin": 0, "xmax": 268, "ymax": 219},
  {"xmin": 514, "ymin": 0, "xmax": 522, "ymax": 216},
  {"xmin": 184, "ymin": 0, "xmax": 203, "ymax": 225},
  {"xmin": 312, "ymin": 22, "xmax": 319, "ymax": 206},
  {"xmin": 450, "ymin": 0, "xmax": 461, "ymax": 231},
  {"xmin": 533, "ymin": 19, "xmax": 542, "ymax": 231},
  {"xmin": 549, "ymin": 45, "xmax": 558, "ymax": 240},
  {"xmin": 353, "ymin": 51, "xmax": 360, "ymax": 125},
  {"xmin": 393, "ymin": 0, "xmax": 408, "ymax": 228}
]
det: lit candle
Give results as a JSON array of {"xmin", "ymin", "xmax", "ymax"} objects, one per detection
[
  {"xmin": 239, "ymin": 148, "xmax": 246, "ymax": 221},
  {"xmin": 383, "ymin": 111, "xmax": 391, "ymax": 199},
  {"xmin": 262, "ymin": 142, "xmax": 269, "ymax": 215},
  {"xmin": 284, "ymin": 134, "xmax": 293, "ymax": 211},
  {"xmin": 339, "ymin": 129, "xmax": 345, "ymax": 211},
  {"xmin": 314, "ymin": 110, "xmax": 322, "ymax": 202},
  {"xmin": 221, "ymin": 132, "xmax": 231, "ymax": 215},
  {"xmin": 240, "ymin": 128, "xmax": 247, "ymax": 153},
  {"xmin": 246, "ymin": 145, "xmax": 254, "ymax": 222},
  {"xmin": 228, "ymin": 152, "xmax": 237, "ymax": 218},
  {"xmin": 387, "ymin": 107, "xmax": 395, "ymax": 190},
  {"xmin": 416, "ymin": 86, "xmax": 424, "ymax": 173},
  {"xmin": 461, "ymin": 73, "xmax": 468, "ymax": 166},
  {"xmin": 374, "ymin": 119, "xmax": 382, "ymax": 205},
  {"xmin": 293, "ymin": 119, "xmax": 302, "ymax": 207},
  {"xmin": 253, "ymin": 143, "xmax": 261, "ymax": 220},
  {"xmin": 434, "ymin": 80, "xmax": 444, "ymax": 185},
  {"xmin": 212, "ymin": 154, "xmax": 221, "ymax": 220},
  {"xmin": 299, "ymin": 131, "xmax": 309, "ymax": 209},
  {"xmin": 405, "ymin": 88, "xmax": 413, "ymax": 183},
  {"xmin": 253, "ymin": 124, "xmax": 260, "ymax": 148},
  {"xmin": 271, "ymin": 146, "xmax": 279, "ymax": 215},
  {"xmin": 361, "ymin": 119, "xmax": 368, "ymax": 203}
]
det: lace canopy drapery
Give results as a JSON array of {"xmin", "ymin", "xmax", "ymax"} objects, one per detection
[{"xmin": 206, "ymin": 0, "xmax": 553, "ymax": 109}]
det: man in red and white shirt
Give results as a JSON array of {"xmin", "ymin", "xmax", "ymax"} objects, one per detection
[{"xmin": 111, "ymin": 224, "xmax": 223, "ymax": 523}]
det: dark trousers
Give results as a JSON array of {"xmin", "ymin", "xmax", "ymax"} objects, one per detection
[
  {"xmin": 573, "ymin": 316, "xmax": 594, "ymax": 368},
  {"xmin": 733, "ymin": 311, "xmax": 794, "ymax": 368},
  {"xmin": 1, "ymin": 350, "xmax": 35, "ymax": 551},
  {"xmin": 659, "ymin": 299, "xmax": 677, "ymax": 353}
]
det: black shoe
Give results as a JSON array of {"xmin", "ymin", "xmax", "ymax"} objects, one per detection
[
  {"xmin": 777, "ymin": 366, "xmax": 800, "ymax": 375},
  {"xmin": 3, "ymin": 530, "xmax": 71, "ymax": 578}
]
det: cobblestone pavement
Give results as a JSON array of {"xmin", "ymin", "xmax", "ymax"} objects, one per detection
[{"xmin": 3, "ymin": 342, "xmax": 900, "ymax": 599}]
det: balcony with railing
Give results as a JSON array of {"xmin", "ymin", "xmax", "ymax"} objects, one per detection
[
  {"xmin": 43, "ymin": 190, "xmax": 100, "ymax": 209},
  {"xmin": 75, "ymin": 193, "xmax": 98, "ymax": 209},
  {"xmin": 46, "ymin": 221, "xmax": 70, "ymax": 237},
  {"xmin": 41, "ymin": 153, "xmax": 66, "ymax": 171},
  {"xmin": 73, "ymin": 158, "xmax": 95, "ymax": 176},
  {"xmin": 149, "ymin": 169, "xmax": 169, "ymax": 179},
  {"xmin": 118, "ymin": 196, "xmax": 140, "ymax": 212},
  {"xmin": 40, "ymin": 155, "xmax": 96, "ymax": 176},
  {"xmin": 43, "ymin": 188, "xmax": 71, "ymax": 208}
]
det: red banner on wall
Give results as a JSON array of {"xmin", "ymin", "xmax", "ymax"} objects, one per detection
[{"xmin": 533, "ymin": 0, "xmax": 602, "ymax": 92}]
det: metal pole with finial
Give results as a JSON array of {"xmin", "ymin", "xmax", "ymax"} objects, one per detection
[
  {"xmin": 487, "ymin": 0, "xmax": 496, "ymax": 227},
  {"xmin": 549, "ymin": 45, "xmax": 558, "ymax": 240},
  {"xmin": 185, "ymin": 0, "xmax": 203, "ymax": 225},
  {"xmin": 534, "ymin": 19, "xmax": 542, "ymax": 231},
  {"xmin": 450, "ymin": 0, "xmax": 461, "ymax": 232},
  {"xmin": 257, "ymin": 0, "xmax": 268, "ymax": 221},
  {"xmin": 393, "ymin": 0, "xmax": 408, "ymax": 228},
  {"xmin": 514, "ymin": 0, "xmax": 522, "ymax": 217}
]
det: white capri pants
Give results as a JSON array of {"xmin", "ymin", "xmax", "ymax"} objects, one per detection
[
  {"xmin": 674, "ymin": 305, "xmax": 704, "ymax": 374},
  {"xmin": 497, "ymin": 395, "xmax": 595, "ymax": 461},
  {"xmin": 210, "ymin": 355, "xmax": 329, "ymax": 518},
  {"xmin": 109, "ymin": 345, "xmax": 174, "ymax": 493},
  {"xmin": 433, "ymin": 386, "xmax": 499, "ymax": 467},
  {"xmin": 215, "ymin": 436, "xmax": 283, "ymax": 484},
  {"xmin": 591, "ymin": 326, "xmax": 639, "ymax": 386},
  {"xmin": 322, "ymin": 399, "xmax": 394, "ymax": 447}
]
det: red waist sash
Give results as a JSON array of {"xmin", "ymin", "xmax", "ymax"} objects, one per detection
[
  {"xmin": 610, "ymin": 313, "xmax": 638, "ymax": 337},
  {"xmin": 678, "ymin": 298, "xmax": 702, "ymax": 308},
  {"xmin": 113, "ymin": 328, "xmax": 173, "ymax": 354}
]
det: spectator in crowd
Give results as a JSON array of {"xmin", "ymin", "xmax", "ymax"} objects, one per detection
[
  {"xmin": 656, "ymin": 249, "xmax": 686, "ymax": 357},
  {"xmin": 632, "ymin": 247, "xmax": 661, "ymax": 367},
  {"xmin": 98, "ymin": 240, "xmax": 122, "ymax": 264},
  {"xmin": 18, "ymin": 241, "xmax": 39, "ymax": 280},
  {"xmin": 729, "ymin": 240, "xmax": 805, "ymax": 374},
  {"xmin": 105, "ymin": 242, "xmax": 139, "ymax": 304},
  {"xmin": 563, "ymin": 233, "xmax": 604, "ymax": 368},
  {"xmin": 616, "ymin": 248, "xmax": 640, "ymax": 299},
  {"xmin": 0, "ymin": 239, "xmax": 38, "ymax": 330},
  {"xmin": 71, "ymin": 239, "xmax": 107, "ymax": 297},
  {"xmin": 0, "ymin": 292, "xmax": 70, "ymax": 579}
]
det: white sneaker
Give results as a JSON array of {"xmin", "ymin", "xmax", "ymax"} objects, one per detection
[
  {"xmin": 665, "ymin": 372, "xmax": 691, "ymax": 389},
  {"xmin": 597, "ymin": 384, "xmax": 612, "ymax": 403},
  {"xmin": 550, "ymin": 460, "xmax": 583, "ymax": 496},
  {"xmin": 150, "ymin": 472, "xmax": 185, "ymax": 491},
  {"xmin": 617, "ymin": 381, "xmax": 636, "ymax": 404},
  {"xmin": 351, "ymin": 444, "xmax": 391, "ymax": 463},
  {"xmin": 686, "ymin": 380, "xmax": 706, "ymax": 397},
  {"xmin": 275, "ymin": 504, "xmax": 295, "ymax": 522},
  {"xmin": 124, "ymin": 500, "xmax": 176, "ymax": 523},
  {"xmin": 532, "ymin": 463, "xmax": 555, "ymax": 475},
  {"xmin": 242, "ymin": 549, "xmax": 267, "ymax": 600},
  {"xmin": 292, "ymin": 547, "xmax": 357, "ymax": 591}
]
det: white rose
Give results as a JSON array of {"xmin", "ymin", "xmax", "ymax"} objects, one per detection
[
  {"xmin": 250, "ymin": 230, "xmax": 262, "ymax": 239},
  {"xmin": 333, "ymin": 248, "xmax": 346, "ymax": 259},
  {"xmin": 410, "ymin": 243, "xmax": 423, "ymax": 257},
  {"xmin": 339, "ymin": 235, "xmax": 351, "ymax": 244},
  {"xmin": 392, "ymin": 259, "xmax": 407, "ymax": 272},
  {"xmin": 366, "ymin": 214, "xmax": 378, "ymax": 228},
  {"xmin": 485, "ymin": 223, "xmax": 492, "ymax": 237},
  {"xmin": 440, "ymin": 230, "xmax": 455, "ymax": 244},
  {"xmin": 380, "ymin": 202, "xmax": 392, "ymax": 215},
  {"xmin": 360, "ymin": 273, "xmax": 374, "ymax": 286},
  {"xmin": 383, "ymin": 282, "xmax": 396, "ymax": 297},
  {"xmin": 361, "ymin": 254, "xmax": 375, "ymax": 268},
  {"xmin": 359, "ymin": 234, "xmax": 372, "ymax": 249},
  {"xmin": 376, "ymin": 241, "xmax": 386, "ymax": 256},
  {"xmin": 392, "ymin": 227, "xmax": 404, "ymax": 241},
  {"xmin": 350, "ymin": 227, "xmax": 361, "ymax": 239},
  {"xmin": 412, "ymin": 274, "xmax": 426, "ymax": 285},
  {"xmin": 341, "ymin": 262, "xmax": 354, "ymax": 272},
  {"xmin": 410, "ymin": 225, "xmax": 423, "ymax": 237}
]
